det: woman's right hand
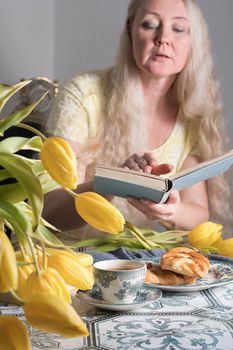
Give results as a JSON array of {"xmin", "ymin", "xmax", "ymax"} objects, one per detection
[{"xmin": 121, "ymin": 152, "xmax": 173, "ymax": 175}]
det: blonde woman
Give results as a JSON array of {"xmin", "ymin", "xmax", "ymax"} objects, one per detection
[{"xmin": 45, "ymin": 0, "xmax": 230, "ymax": 238}]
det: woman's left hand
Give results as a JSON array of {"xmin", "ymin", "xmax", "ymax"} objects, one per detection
[{"xmin": 127, "ymin": 189, "xmax": 180, "ymax": 222}]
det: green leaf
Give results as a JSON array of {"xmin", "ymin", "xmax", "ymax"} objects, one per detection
[
  {"xmin": 38, "ymin": 173, "xmax": 59, "ymax": 194},
  {"xmin": 0, "ymin": 169, "xmax": 11, "ymax": 181},
  {"xmin": 0, "ymin": 136, "xmax": 43, "ymax": 153},
  {"xmin": 30, "ymin": 224, "xmax": 65, "ymax": 248},
  {"xmin": 0, "ymin": 152, "xmax": 43, "ymax": 229},
  {"xmin": 0, "ymin": 80, "xmax": 31, "ymax": 112},
  {"xmin": 16, "ymin": 202, "xmax": 63, "ymax": 247},
  {"xmin": 0, "ymin": 199, "xmax": 30, "ymax": 246},
  {"xmin": 0, "ymin": 183, "xmax": 26, "ymax": 203},
  {"xmin": 0, "ymin": 91, "xmax": 48, "ymax": 136}
]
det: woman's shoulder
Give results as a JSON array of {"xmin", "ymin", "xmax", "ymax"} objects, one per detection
[{"xmin": 63, "ymin": 68, "xmax": 112, "ymax": 97}]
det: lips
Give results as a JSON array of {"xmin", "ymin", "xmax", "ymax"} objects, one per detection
[{"xmin": 153, "ymin": 53, "xmax": 170, "ymax": 59}]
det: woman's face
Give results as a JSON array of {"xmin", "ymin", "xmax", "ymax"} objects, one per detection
[{"xmin": 130, "ymin": 0, "xmax": 191, "ymax": 80}]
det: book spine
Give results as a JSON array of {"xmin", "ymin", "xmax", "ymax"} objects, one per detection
[{"xmin": 93, "ymin": 176, "xmax": 171, "ymax": 203}]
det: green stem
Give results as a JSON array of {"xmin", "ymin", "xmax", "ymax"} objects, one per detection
[
  {"xmin": 26, "ymin": 235, "xmax": 40, "ymax": 273},
  {"xmin": 41, "ymin": 242, "xmax": 47, "ymax": 270},
  {"xmin": 19, "ymin": 244, "xmax": 26, "ymax": 259},
  {"xmin": 65, "ymin": 188, "xmax": 77, "ymax": 198},
  {"xmin": 0, "ymin": 219, "xmax": 4, "ymax": 231},
  {"xmin": 125, "ymin": 222, "xmax": 152, "ymax": 249},
  {"xmin": 17, "ymin": 122, "xmax": 47, "ymax": 141},
  {"xmin": 127, "ymin": 228, "xmax": 151, "ymax": 249}
]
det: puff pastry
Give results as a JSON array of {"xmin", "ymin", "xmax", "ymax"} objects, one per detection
[
  {"xmin": 145, "ymin": 263, "xmax": 197, "ymax": 285},
  {"xmin": 160, "ymin": 247, "xmax": 210, "ymax": 278}
]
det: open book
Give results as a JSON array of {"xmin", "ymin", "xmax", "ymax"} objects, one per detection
[{"xmin": 93, "ymin": 150, "xmax": 233, "ymax": 203}]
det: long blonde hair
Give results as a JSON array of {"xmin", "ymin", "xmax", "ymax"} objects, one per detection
[{"xmin": 88, "ymin": 0, "xmax": 231, "ymax": 227}]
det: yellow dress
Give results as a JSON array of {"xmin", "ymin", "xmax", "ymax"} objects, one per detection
[{"xmin": 46, "ymin": 70, "xmax": 196, "ymax": 238}]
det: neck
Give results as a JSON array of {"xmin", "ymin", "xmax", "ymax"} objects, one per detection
[{"xmin": 140, "ymin": 74, "xmax": 177, "ymax": 115}]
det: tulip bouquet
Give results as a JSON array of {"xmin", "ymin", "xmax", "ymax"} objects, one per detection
[{"xmin": 0, "ymin": 81, "xmax": 126, "ymax": 349}]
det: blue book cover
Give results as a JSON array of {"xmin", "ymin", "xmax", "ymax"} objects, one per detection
[{"xmin": 93, "ymin": 150, "xmax": 233, "ymax": 203}]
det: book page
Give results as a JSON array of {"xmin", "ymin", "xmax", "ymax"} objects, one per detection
[{"xmin": 95, "ymin": 165, "xmax": 168, "ymax": 191}]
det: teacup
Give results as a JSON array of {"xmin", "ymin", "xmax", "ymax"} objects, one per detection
[{"xmin": 93, "ymin": 259, "xmax": 146, "ymax": 304}]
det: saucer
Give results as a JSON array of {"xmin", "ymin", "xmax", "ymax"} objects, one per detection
[{"xmin": 76, "ymin": 286, "xmax": 162, "ymax": 311}]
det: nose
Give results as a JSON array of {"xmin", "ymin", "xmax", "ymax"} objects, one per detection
[{"xmin": 154, "ymin": 27, "xmax": 170, "ymax": 46}]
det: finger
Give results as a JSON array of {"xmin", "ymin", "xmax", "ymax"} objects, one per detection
[
  {"xmin": 143, "ymin": 153, "xmax": 157, "ymax": 167},
  {"xmin": 134, "ymin": 153, "xmax": 149, "ymax": 170},
  {"xmin": 166, "ymin": 190, "xmax": 180, "ymax": 204},
  {"xmin": 151, "ymin": 163, "xmax": 173, "ymax": 175},
  {"xmin": 123, "ymin": 157, "xmax": 141, "ymax": 171}
]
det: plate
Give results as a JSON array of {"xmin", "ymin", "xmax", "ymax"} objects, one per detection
[
  {"xmin": 144, "ymin": 255, "xmax": 233, "ymax": 292},
  {"xmin": 76, "ymin": 285, "xmax": 162, "ymax": 311}
]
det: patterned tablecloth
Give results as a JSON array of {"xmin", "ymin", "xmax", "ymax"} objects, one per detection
[{"xmin": 1, "ymin": 281, "xmax": 233, "ymax": 350}]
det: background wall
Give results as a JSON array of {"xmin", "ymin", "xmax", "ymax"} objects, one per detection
[
  {"xmin": 0, "ymin": 0, "xmax": 232, "ymax": 140},
  {"xmin": 0, "ymin": 0, "xmax": 54, "ymax": 83},
  {"xmin": 54, "ymin": 0, "xmax": 129, "ymax": 83}
]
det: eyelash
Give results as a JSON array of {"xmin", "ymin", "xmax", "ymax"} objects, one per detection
[
  {"xmin": 142, "ymin": 21, "xmax": 159, "ymax": 30},
  {"xmin": 142, "ymin": 21, "xmax": 185, "ymax": 33}
]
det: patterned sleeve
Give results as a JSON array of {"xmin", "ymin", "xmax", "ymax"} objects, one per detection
[{"xmin": 46, "ymin": 77, "xmax": 89, "ymax": 143}]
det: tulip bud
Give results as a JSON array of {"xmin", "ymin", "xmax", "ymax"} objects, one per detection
[
  {"xmin": 46, "ymin": 248, "xmax": 93, "ymax": 266},
  {"xmin": 217, "ymin": 238, "xmax": 233, "ymax": 258},
  {"xmin": 75, "ymin": 192, "xmax": 125, "ymax": 234},
  {"xmin": 15, "ymin": 252, "xmax": 35, "ymax": 301},
  {"xmin": 40, "ymin": 137, "xmax": 78, "ymax": 189},
  {"xmin": 24, "ymin": 292, "xmax": 89, "ymax": 338},
  {"xmin": 25, "ymin": 267, "xmax": 71, "ymax": 303},
  {"xmin": 0, "ymin": 315, "xmax": 31, "ymax": 350},
  {"xmin": 47, "ymin": 252, "xmax": 94, "ymax": 290},
  {"xmin": 188, "ymin": 221, "xmax": 222, "ymax": 249},
  {"xmin": 0, "ymin": 230, "xmax": 18, "ymax": 293}
]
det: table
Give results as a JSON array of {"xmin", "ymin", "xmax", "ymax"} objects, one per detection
[{"xmin": 1, "ymin": 282, "xmax": 233, "ymax": 350}]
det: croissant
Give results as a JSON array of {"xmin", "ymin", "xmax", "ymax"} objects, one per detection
[
  {"xmin": 160, "ymin": 247, "xmax": 210, "ymax": 278},
  {"xmin": 145, "ymin": 263, "xmax": 197, "ymax": 285}
]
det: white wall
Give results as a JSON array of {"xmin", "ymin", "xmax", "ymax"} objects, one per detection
[
  {"xmin": 0, "ymin": 0, "xmax": 54, "ymax": 84},
  {"xmin": 54, "ymin": 0, "xmax": 130, "ymax": 83},
  {"xmin": 198, "ymin": 0, "xmax": 233, "ymax": 146},
  {"xmin": 1, "ymin": 0, "xmax": 231, "ymax": 142}
]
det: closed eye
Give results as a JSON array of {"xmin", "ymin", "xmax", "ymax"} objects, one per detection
[
  {"xmin": 142, "ymin": 20, "xmax": 159, "ymax": 30},
  {"xmin": 173, "ymin": 27, "xmax": 186, "ymax": 33}
]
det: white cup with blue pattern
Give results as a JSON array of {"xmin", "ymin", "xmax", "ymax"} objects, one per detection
[{"xmin": 93, "ymin": 259, "xmax": 146, "ymax": 304}]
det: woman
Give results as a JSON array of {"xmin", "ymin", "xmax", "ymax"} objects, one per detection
[{"xmin": 44, "ymin": 0, "xmax": 230, "ymax": 238}]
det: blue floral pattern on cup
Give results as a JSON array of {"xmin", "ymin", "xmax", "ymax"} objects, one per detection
[{"xmin": 93, "ymin": 260, "xmax": 146, "ymax": 304}]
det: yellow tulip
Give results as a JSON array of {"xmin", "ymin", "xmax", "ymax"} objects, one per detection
[
  {"xmin": 217, "ymin": 238, "xmax": 233, "ymax": 258},
  {"xmin": 46, "ymin": 248, "xmax": 93, "ymax": 266},
  {"xmin": 188, "ymin": 221, "xmax": 222, "ymax": 249},
  {"xmin": 24, "ymin": 292, "xmax": 89, "ymax": 338},
  {"xmin": 0, "ymin": 315, "xmax": 31, "ymax": 350},
  {"xmin": 47, "ymin": 252, "xmax": 94, "ymax": 290},
  {"xmin": 40, "ymin": 137, "xmax": 78, "ymax": 189},
  {"xmin": 0, "ymin": 230, "xmax": 18, "ymax": 293},
  {"xmin": 75, "ymin": 192, "xmax": 125, "ymax": 234},
  {"xmin": 0, "ymin": 239, "xmax": 3, "ymax": 262},
  {"xmin": 15, "ymin": 252, "xmax": 35, "ymax": 300},
  {"xmin": 25, "ymin": 267, "xmax": 71, "ymax": 303}
]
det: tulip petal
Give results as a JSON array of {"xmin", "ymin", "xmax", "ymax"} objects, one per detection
[
  {"xmin": 0, "ymin": 230, "xmax": 18, "ymax": 293},
  {"xmin": 75, "ymin": 192, "xmax": 125, "ymax": 234},
  {"xmin": 0, "ymin": 315, "xmax": 31, "ymax": 350},
  {"xmin": 24, "ymin": 292, "xmax": 89, "ymax": 338}
]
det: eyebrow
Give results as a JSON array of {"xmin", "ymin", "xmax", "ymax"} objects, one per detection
[{"xmin": 147, "ymin": 12, "xmax": 188, "ymax": 21}]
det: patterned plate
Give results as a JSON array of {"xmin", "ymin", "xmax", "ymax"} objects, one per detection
[
  {"xmin": 144, "ymin": 255, "xmax": 233, "ymax": 292},
  {"xmin": 76, "ymin": 285, "xmax": 162, "ymax": 311}
]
